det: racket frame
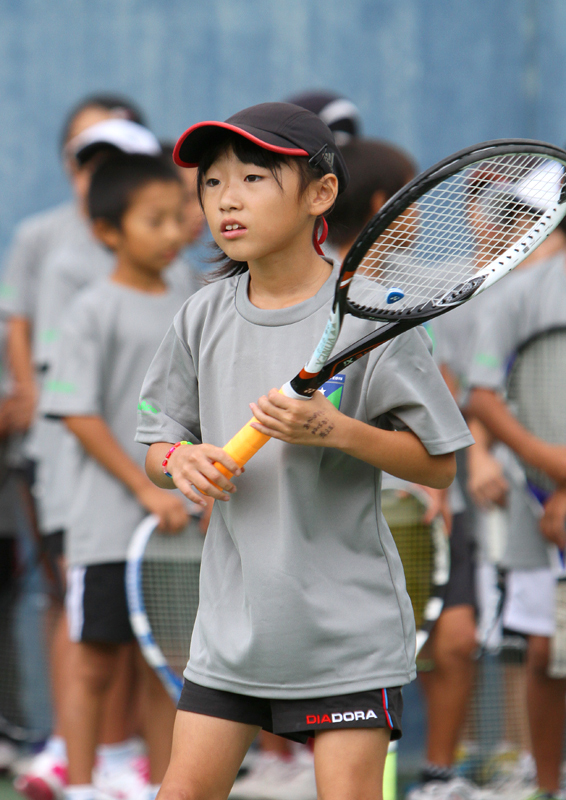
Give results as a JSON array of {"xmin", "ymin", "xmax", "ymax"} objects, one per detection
[{"xmin": 126, "ymin": 515, "xmax": 184, "ymax": 702}]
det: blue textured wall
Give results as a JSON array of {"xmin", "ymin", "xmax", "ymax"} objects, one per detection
[{"xmin": 1, "ymin": 0, "xmax": 565, "ymax": 261}]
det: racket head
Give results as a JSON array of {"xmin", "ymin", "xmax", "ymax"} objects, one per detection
[
  {"xmin": 381, "ymin": 483, "xmax": 449, "ymax": 657},
  {"xmin": 339, "ymin": 141, "xmax": 566, "ymax": 322},
  {"xmin": 506, "ymin": 326, "xmax": 566, "ymax": 499},
  {"xmin": 126, "ymin": 514, "xmax": 203, "ymax": 702}
]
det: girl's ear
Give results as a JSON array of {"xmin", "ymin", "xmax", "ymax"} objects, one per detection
[
  {"xmin": 91, "ymin": 218, "xmax": 122, "ymax": 251},
  {"xmin": 308, "ymin": 174, "xmax": 339, "ymax": 217}
]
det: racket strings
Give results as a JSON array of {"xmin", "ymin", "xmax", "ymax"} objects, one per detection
[
  {"xmin": 348, "ymin": 153, "xmax": 565, "ymax": 313},
  {"xmin": 381, "ymin": 489, "xmax": 438, "ymax": 631},
  {"xmin": 141, "ymin": 529, "xmax": 202, "ymax": 677},
  {"xmin": 507, "ymin": 328, "xmax": 566, "ymax": 495}
]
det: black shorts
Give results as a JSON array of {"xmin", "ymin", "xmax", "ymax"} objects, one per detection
[
  {"xmin": 443, "ymin": 511, "xmax": 477, "ymax": 611},
  {"xmin": 66, "ymin": 561, "xmax": 134, "ymax": 644},
  {"xmin": 177, "ymin": 680, "xmax": 403, "ymax": 744}
]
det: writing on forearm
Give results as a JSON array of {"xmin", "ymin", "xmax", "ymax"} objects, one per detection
[{"xmin": 304, "ymin": 410, "xmax": 335, "ymax": 439}]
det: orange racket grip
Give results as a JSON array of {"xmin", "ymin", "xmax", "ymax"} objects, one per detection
[
  {"xmin": 214, "ymin": 418, "xmax": 271, "ymax": 480},
  {"xmin": 213, "ymin": 386, "xmax": 299, "ymax": 480}
]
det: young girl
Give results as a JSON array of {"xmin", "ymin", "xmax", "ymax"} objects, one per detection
[{"xmin": 136, "ymin": 102, "xmax": 474, "ymax": 800}]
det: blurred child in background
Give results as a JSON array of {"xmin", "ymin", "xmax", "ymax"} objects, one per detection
[
  {"xmin": 4, "ymin": 94, "xmax": 156, "ymax": 800},
  {"xmin": 0, "ymin": 94, "xmax": 146, "ymax": 433},
  {"xmin": 468, "ymin": 233, "xmax": 566, "ymax": 800},
  {"xmin": 41, "ymin": 153, "xmax": 191, "ymax": 800}
]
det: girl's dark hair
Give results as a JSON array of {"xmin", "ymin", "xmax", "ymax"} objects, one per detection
[
  {"xmin": 60, "ymin": 93, "xmax": 146, "ymax": 151},
  {"xmin": 326, "ymin": 138, "xmax": 416, "ymax": 249},
  {"xmin": 88, "ymin": 153, "xmax": 180, "ymax": 229},
  {"xmin": 196, "ymin": 132, "xmax": 326, "ymax": 279}
]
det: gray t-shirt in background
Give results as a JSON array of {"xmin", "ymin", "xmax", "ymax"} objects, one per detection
[
  {"xmin": 0, "ymin": 203, "xmax": 84, "ymax": 319},
  {"xmin": 28, "ymin": 225, "xmax": 198, "ymax": 534},
  {"xmin": 467, "ymin": 252, "xmax": 566, "ymax": 569},
  {"xmin": 136, "ymin": 267, "xmax": 474, "ymax": 699},
  {"xmin": 40, "ymin": 279, "xmax": 188, "ymax": 565}
]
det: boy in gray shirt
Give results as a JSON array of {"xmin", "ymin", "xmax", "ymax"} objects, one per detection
[
  {"xmin": 468, "ymin": 250, "xmax": 566, "ymax": 800},
  {"xmin": 41, "ymin": 154, "xmax": 190, "ymax": 800},
  {"xmin": 136, "ymin": 102, "xmax": 474, "ymax": 800}
]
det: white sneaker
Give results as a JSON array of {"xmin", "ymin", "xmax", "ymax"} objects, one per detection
[
  {"xmin": 93, "ymin": 761, "xmax": 148, "ymax": 800},
  {"xmin": 13, "ymin": 749, "xmax": 68, "ymax": 800},
  {"xmin": 0, "ymin": 738, "xmax": 19, "ymax": 772},
  {"xmin": 229, "ymin": 751, "xmax": 316, "ymax": 800},
  {"xmin": 481, "ymin": 752, "xmax": 537, "ymax": 800},
  {"xmin": 406, "ymin": 777, "xmax": 489, "ymax": 799},
  {"xmin": 480, "ymin": 777, "xmax": 537, "ymax": 800}
]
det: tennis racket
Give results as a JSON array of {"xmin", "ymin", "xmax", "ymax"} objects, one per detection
[
  {"xmin": 380, "ymin": 481, "xmax": 449, "ymax": 800},
  {"xmin": 381, "ymin": 481, "xmax": 450, "ymax": 656},
  {"xmin": 506, "ymin": 326, "xmax": 566, "ymax": 678},
  {"xmin": 215, "ymin": 139, "xmax": 566, "ymax": 478},
  {"xmin": 126, "ymin": 513, "xmax": 204, "ymax": 701}
]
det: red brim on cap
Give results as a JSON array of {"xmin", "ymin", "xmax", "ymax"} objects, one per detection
[{"xmin": 173, "ymin": 121, "xmax": 310, "ymax": 167}]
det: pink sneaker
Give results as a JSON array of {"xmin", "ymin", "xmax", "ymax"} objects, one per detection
[{"xmin": 13, "ymin": 750, "xmax": 68, "ymax": 800}]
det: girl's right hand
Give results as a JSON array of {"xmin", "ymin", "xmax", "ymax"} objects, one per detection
[{"xmin": 166, "ymin": 443, "xmax": 244, "ymax": 505}]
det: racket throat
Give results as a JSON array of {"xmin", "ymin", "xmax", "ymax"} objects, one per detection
[{"xmin": 286, "ymin": 307, "xmax": 343, "ymax": 398}]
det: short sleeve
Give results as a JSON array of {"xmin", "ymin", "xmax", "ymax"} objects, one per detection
[
  {"xmin": 467, "ymin": 297, "xmax": 522, "ymax": 392},
  {"xmin": 135, "ymin": 318, "xmax": 201, "ymax": 446},
  {"xmin": 39, "ymin": 298, "xmax": 103, "ymax": 418},
  {"xmin": 0, "ymin": 222, "xmax": 40, "ymax": 318},
  {"xmin": 365, "ymin": 328, "xmax": 474, "ymax": 455}
]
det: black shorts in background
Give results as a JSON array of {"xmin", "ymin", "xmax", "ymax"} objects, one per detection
[
  {"xmin": 66, "ymin": 561, "xmax": 134, "ymax": 644},
  {"xmin": 443, "ymin": 511, "xmax": 477, "ymax": 611}
]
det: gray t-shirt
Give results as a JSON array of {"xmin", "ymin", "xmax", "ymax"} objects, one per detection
[
  {"xmin": 35, "ymin": 245, "xmax": 199, "ymax": 371},
  {"xmin": 136, "ymin": 267, "xmax": 474, "ymax": 699},
  {"xmin": 30, "ymin": 233, "xmax": 198, "ymax": 534},
  {"xmin": 40, "ymin": 279, "xmax": 187, "ymax": 565},
  {"xmin": 468, "ymin": 252, "xmax": 566, "ymax": 568},
  {"xmin": 0, "ymin": 203, "xmax": 85, "ymax": 319}
]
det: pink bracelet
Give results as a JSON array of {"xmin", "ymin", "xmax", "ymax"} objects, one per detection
[{"xmin": 162, "ymin": 441, "xmax": 191, "ymax": 477}]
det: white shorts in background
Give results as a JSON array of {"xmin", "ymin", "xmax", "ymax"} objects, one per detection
[{"xmin": 503, "ymin": 567, "xmax": 556, "ymax": 637}]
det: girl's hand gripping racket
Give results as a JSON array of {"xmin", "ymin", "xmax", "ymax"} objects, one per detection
[{"xmin": 215, "ymin": 139, "xmax": 566, "ymax": 479}]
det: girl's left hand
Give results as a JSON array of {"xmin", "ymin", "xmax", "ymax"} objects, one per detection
[{"xmin": 249, "ymin": 388, "xmax": 343, "ymax": 447}]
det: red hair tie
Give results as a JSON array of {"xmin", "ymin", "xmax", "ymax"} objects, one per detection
[{"xmin": 313, "ymin": 218, "xmax": 328, "ymax": 255}]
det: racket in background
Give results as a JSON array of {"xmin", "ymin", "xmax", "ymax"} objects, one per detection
[
  {"xmin": 215, "ymin": 140, "xmax": 566, "ymax": 479},
  {"xmin": 506, "ymin": 326, "xmax": 566, "ymax": 679},
  {"xmin": 126, "ymin": 513, "xmax": 204, "ymax": 701},
  {"xmin": 380, "ymin": 481, "xmax": 449, "ymax": 800},
  {"xmin": 381, "ymin": 482, "xmax": 450, "ymax": 659}
]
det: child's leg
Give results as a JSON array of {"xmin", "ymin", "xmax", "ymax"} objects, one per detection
[
  {"xmin": 99, "ymin": 641, "xmax": 137, "ymax": 743},
  {"xmin": 158, "ymin": 710, "xmax": 259, "ymax": 800},
  {"xmin": 135, "ymin": 645, "xmax": 176, "ymax": 783},
  {"xmin": 418, "ymin": 604, "xmax": 476, "ymax": 767},
  {"xmin": 313, "ymin": 727, "xmax": 390, "ymax": 800},
  {"xmin": 61, "ymin": 640, "xmax": 123, "ymax": 784},
  {"xmin": 526, "ymin": 634, "xmax": 566, "ymax": 794}
]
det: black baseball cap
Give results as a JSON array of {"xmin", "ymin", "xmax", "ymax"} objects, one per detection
[{"xmin": 173, "ymin": 102, "xmax": 349, "ymax": 193}]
